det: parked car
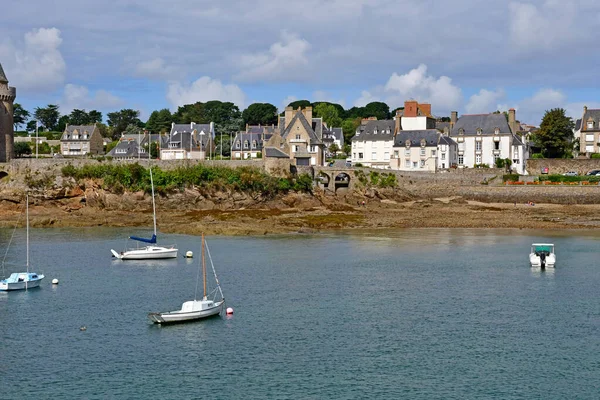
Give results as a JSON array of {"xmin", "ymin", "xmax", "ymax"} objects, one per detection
[
  {"xmin": 586, "ymin": 170, "xmax": 600, "ymax": 176},
  {"xmin": 563, "ymin": 171, "xmax": 578, "ymax": 176}
]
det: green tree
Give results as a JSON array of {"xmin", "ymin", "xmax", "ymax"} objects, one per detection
[
  {"xmin": 26, "ymin": 120, "xmax": 37, "ymax": 133},
  {"xmin": 69, "ymin": 109, "xmax": 92, "ymax": 125},
  {"xmin": 216, "ymin": 117, "xmax": 243, "ymax": 137},
  {"xmin": 312, "ymin": 101, "xmax": 346, "ymax": 119},
  {"xmin": 34, "ymin": 104, "xmax": 60, "ymax": 131},
  {"xmin": 390, "ymin": 106, "xmax": 404, "ymax": 117},
  {"xmin": 13, "ymin": 103, "xmax": 30, "ymax": 131},
  {"xmin": 107, "ymin": 109, "xmax": 143, "ymax": 140},
  {"xmin": 14, "ymin": 141, "xmax": 32, "ymax": 157},
  {"xmin": 342, "ymin": 117, "xmax": 361, "ymax": 146},
  {"xmin": 329, "ymin": 143, "xmax": 340, "ymax": 154},
  {"xmin": 533, "ymin": 108, "xmax": 575, "ymax": 158},
  {"xmin": 202, "ymin": 100, "xmax": 241, "ymax": 125},
  {"xmin": 173, "ymin": 102, "xmax": 204, "ymax": 123},
  {"xmin": 364, "ymin": 102, "xmax": 390, "ymax": 120},
  {"xmin": 56, "ymin": 115, "xmax": 70, "ymax": 132},
  {"xmin": 88, "ymin": 110, "xmax": 103, "ymax": 123},
  {"xmin": 95, "ymin": 122, "xmax": 111, "ymax": 138},
  {"xmin": 346, "ymin": 106, "xmax": 366, "ymax": 119},
  {"xmin": 287, "ymin": 100, "xmax": 311, "ymax": 110},
  {"xmin": 314, "ymin": 103, "xmax": 342, "ymax": 128},
  {"xmin": 146, "ymin": 108, "xmax": 172, "ymax": 133},
  {"xmin": 242, "ymin": 103, "xmax": 278, "ymax": 126}
]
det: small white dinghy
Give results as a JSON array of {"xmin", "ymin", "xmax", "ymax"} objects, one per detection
[
  {"xmin": 149, "ymin": 234, "xmax": 225, "ymax": 324},
  {"xmin": 0, "ymin": 195, "xmax": 45, "ymax": 291},
  {"xmin": 529, "ymin": 243, "xmax": 556, "ymax": 269}
]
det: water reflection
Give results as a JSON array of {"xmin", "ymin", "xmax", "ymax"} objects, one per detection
[{"xmin": 530, "ymin": 266, "xmax": 555, "ymax": 278}]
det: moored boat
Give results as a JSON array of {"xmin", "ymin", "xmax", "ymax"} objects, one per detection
[{"xmin": 529, "ymin": 243, "xmax": 555, "ymax": 269}]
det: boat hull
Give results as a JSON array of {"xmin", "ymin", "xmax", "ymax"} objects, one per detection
[
  {"xmin": 0, "ymin": 274, "xmax": 45, "ymax": 291},
  {"xmin": 149, "ymin": 300, "xmax": 224, "ymax": 324},
  {"xmin": 529, "ymin": 254, "xmax": 556, "ymax": 268},
  {"xmin": 111, "ymin": 247, "xmax": 178, "ymax": 260}
]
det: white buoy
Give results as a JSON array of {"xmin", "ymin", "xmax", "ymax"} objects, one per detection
[
  {"xmin": 80, "ymin": 326, "xmax": 87, "ymax": 331},
  {"xmin": 52, "ymin": 278, "xmax": 59, "ymax": 284},
  {"xmin": 226, "ymin": 307, "xmax": 234, "ymax": 315},
  {"xmin": 185, "ymin": 251, "xmax": 193, "ymax": 258}
]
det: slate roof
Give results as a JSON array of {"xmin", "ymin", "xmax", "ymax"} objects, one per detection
[
  {"xmin": 106, "ymin": 139, "xmax": 140, "ymax": 158},
  {"xmin": 165, "ymin": 131, "xmax": 210, "ymax": 150},
  {"xmin": 438, "ymin": 135, "xmax": 458, "ymax": 146},
  {"xmin": 511, "ymin": 134, "xmax": 524, "ymax": 146},
  {"xmin": 281, "ymin": 110, "xmax": 322, "ymax": 144},
  {"xmin": 436, "ymin": 121, "xmax": 451, "ymax": 132},
  {"xmin": 450, "ymin": 113, "xmax": 511, "ymax": 136},
  {"xmin": 351, "ymin": 120, "xmax": 395, "ymax": 142},
  {"xmin": 232, "ymin": 132, "xmax": 264, "ymax": 151},
  {"xmin": 61, "ymin": 125, "xmax": 98, "ymax": 141},
  {"xmin": 582, "ymin": 109, "xmax": 600, "ymax": 131},
  {"xmin": 575, "ymin": 119, "xmax": 582, "ymax": 131},
  {"xmin": 393, "ymin": 129, "xmax": 441, "ymax": 147},
  {"xmin": 0, "ymin": 62, "xmax": 7, "ymax": 83},
  {"xmin": 264, "ymin": 147, "xmax": 289, "ymax": 158}
]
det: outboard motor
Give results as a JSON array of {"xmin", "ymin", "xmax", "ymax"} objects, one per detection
[{"xmin": 540, "ymin": 252, "xmax": 546, "ymax": 270}]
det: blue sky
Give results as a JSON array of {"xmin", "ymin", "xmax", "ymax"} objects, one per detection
[{"xmin": 1, "ymin": 0, "xmax": 599, "ymax": 125}]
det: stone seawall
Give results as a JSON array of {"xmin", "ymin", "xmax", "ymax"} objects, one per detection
[{"xmin": 526, "ymin": 159, "xmax": 600, "ymax": 175}]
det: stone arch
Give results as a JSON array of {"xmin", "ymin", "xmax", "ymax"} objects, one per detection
[
  {"xmin": 334, "ymin": 172, "xmax": 351, "ymax": 192},
  {"xmin": 317, "ymin": 171, "xmax": 331, "ymax": 188}
]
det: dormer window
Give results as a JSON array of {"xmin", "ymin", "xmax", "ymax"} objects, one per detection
[
  {"xmin": 243, "ymin": 140, "xmax": 249, "ymax": 149},
  {"xmin": 374, "ymin": 129, "xmax": 378, "ymax": 134},
  {"xmin": 405, "ymin": 139, "xmax": 411, "ymax": 148},
  {"xmin": 420, "ymin": 139, "xmax": 427, "ymax": 147},
  {"xmin": 588, "ymin": 121, "xmax": 594, "ymax": 129},
  {"xmin": 251, "ymin": 140, "xmax": 257, "ymax": 149},
  {"xmin": 494, "ymin": 127, "xmax": 500, "ymax": 135},
  {"xmin": 236, "ymin": 141, "xmax": 240, "ymax": 149},
  {"xmin": 459, "ymin": 128, "xmax": 464, "ymax": 135},
  {"xmin": 476, "ymin": 128, "xmax": 482, "ymax": 135}
]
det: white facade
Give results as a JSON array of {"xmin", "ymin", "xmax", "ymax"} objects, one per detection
[
  {"xmin": 351, "ymin": 138, "xmax": 393, "ymax": 168},
  {"xmin": 437, "ymin": 142, "xmax": 457, "ymax": 170},
  {"xmin": 455, "ymin": 135, "xmax": 524, "ymax": 173},
  {"xmin": 400, "ymin": 116, "xmax": 430, "ymax": 131}
]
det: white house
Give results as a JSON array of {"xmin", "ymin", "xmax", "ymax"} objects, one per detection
[
  {"xmin": 160, "ymin": 122, "xmax": 215, "ymax": 160},
  {"xmin": 449, "ymin": 109, "xmax": 525, "ymax": 174},
  {"xmin": 389, "ymin": 130, "xmax": 458, "ymax": 172},
  {"xmin": 350, "ymin": 119, "xmax": 396, "ymax": 168}
]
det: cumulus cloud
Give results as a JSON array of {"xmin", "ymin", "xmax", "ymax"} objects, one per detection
[
  {"xmin": 465, "ymin": 89, "xmax": 506, "ymax": 114},
  {"xmin": 0, "ymin": 27, "xmax": 66, "ymax": 91},
  {"xmin": 166, "ymin": 76, "xmax": 246, "ymax": 109},
  {"xmin": 508, "ymin": 88, "xmax": 566, "ymax": 124},
  {"xmin": 132, "ymin": 57, "xmax": 182, "ymax": 80},
  {"xmin": 354, "ymin": 64, "xmax": 462, "ymax": 112},
  {"xmin": 235, "ymin": 31, "xmax": 311, "ymax": 82},
  {"xmin": 59, "ymin": 83, "xmax": 124, "ymax": 113}
]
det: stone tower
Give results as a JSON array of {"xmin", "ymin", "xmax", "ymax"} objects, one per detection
[{"xmin": 0, "ymin": 62, "xmax": 16, "ymax": 162}]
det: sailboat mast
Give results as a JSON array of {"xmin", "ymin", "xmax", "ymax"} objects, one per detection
[
  {"xmin": 150, "ymin": 167, "xmax": 157, "ymax": 236},
  {"xmin": 202, "ymin": 233, "xmax": 207, "ymax": 299},
  {"xmin": 26, "ymin": 194, "xmax": 29, "ymax": 273}
]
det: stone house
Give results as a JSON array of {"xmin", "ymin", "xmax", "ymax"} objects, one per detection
[
  {"xmin": 448, "ymin": 109, "xmax": 525, "ymax": 174},
  {"xmin": 578, "ymin": 106, "xmax": 600, "ymax": 156},
  {"xmin": 263, "ymin": 106, "xmax": 326, "ymax": 166},
  {"xmin": 390, "ymin": 130, "xmax": 458, "ymax": 172},
  {"xmin": 160, "ymin": 122, "xmax": 215, "ymax": 160},
  {"xmin": 60, "ymin": 124, "xmax": 104, "ymax": 156}
]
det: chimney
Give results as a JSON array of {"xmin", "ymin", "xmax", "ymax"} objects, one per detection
[
  {"xmin": 404, "ymin": 100, "xmax": 418, "ymax": 117},
  {"xmin": 303, "ymin": 106, "xmax": 312, "ymax": 121},
  {"xmin": 584, "ymin": 105, "xmax": 588, "ymax": 115},
  {"xmin": 246, "ymin": 123, "xmax": 249, "ymax": 132},
  {"xmin": 450, "ymin": 111, "xmax": 458, "ymax": 125},
  {"xmin": 284, "ymin": 106, "xmax": 293, "ymax": 129},
  {"xmin": 508, "ymin": 108, "xmax": 516, "ymax": 134},
  {"xmin": 395, "ymin": 109, "xmax": 402, "ymax": 134},
  {"xmin": 420, "ymin": 103, "xmax": 431, "ymax": 117}
]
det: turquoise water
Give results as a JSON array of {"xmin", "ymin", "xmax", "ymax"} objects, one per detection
[{"xmin": 1, "ymin": 228, "xmax": 599, "ymax": 399}]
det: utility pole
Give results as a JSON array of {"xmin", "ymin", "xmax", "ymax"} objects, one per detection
[{"xmin": 35, "ymin": 121, "xmax": 38, "ymax": 159}]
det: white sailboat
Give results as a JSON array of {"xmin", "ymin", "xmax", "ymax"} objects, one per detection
[
  {"xmin": 148, "ymin": 234, "xmax": 225, "ymax": 324},
  {"xmin": 0, "ymin": 195, "xmax": 45, "ymax": 291},
  {"xmin": 111, "ymin": 167, "xmax": 178, "ymax": 260}
]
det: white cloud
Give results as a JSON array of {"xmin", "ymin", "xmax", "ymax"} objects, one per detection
[
  {"xmin": 132, "ymin": 57, "xmax": 181, "ymax": 80},
  {"xmin": 59, "ymin": 83, "xmax": 124, "ymax": 113},
  {"xmin": 235, "ymin": 31, "xmax": 311, "ymax": 82},
  {"xmin": 508, "ymin": 1, "xmax": 577, "ymax": 52},
  {"xmin": 0, "ymin": 27, "xmax": 66, "ymax": 91},
  {"xmin": 166, "ymin": 76, "xmax": 246, "ymax": 109},
  {"xmin": 508, "ymin": 88, "xmax": 566, "ymax": 124},
  {"xmin": 354, "ymin": 90, "xmax": 381, "ymax": 107},
  {"xmin": 354, "ymin": 64, "xmax": 462, "ymax": 112},
  {"xmin": 384, "ymin": 64, "xmax": 462, "ymax": 111},
  {"xmin": 465, "ymin": 89, "xmax": 506, "ymax": 114}
]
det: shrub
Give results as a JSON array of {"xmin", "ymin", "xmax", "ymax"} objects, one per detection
[
  {"xmin": 503, "ymin": 174, "xmax": 519, "ymax": 182},
  {"xmin": 591, "ymin": 153, "xmax": 600, "ymax": 159},
  {"xmin": 531, "ymin": 153, "xmax": 544, "ymax": 159}
]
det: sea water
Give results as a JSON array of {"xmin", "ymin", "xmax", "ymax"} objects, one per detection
[{"xmin": 1, "ymin": 228, "xmax": 599, "ymax": 399}]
